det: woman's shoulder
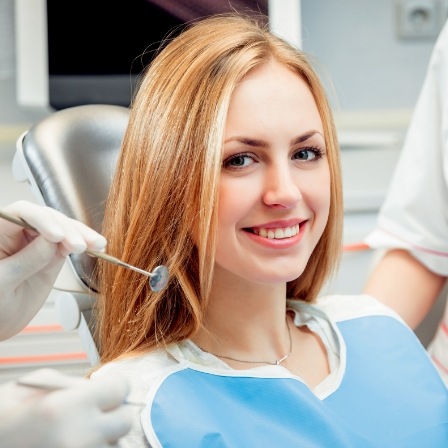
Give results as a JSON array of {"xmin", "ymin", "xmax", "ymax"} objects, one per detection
[
  {"xmin": 312, "ymin": 293, "xmax": 406, "ymax": 325},
  {"xmin": 91, "ymin": 348, "xmax": 180, "ymax": 392}
]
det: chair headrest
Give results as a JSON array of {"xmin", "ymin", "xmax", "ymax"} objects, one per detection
[{"xmin": 19, "ymin": 104, "xmax": 129, "ymax": 292}]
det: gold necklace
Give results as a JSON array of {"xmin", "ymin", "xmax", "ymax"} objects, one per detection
[{"xmin": 201, "ymin": 320, "xmax": 292, "ymax": 366}]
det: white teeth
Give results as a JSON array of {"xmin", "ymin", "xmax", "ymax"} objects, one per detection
[
  {"xmin": 274, "ymin": 228, "xmax": 284, "ymax": 239},
  {"xmin": 255, "ymin": 224, "xmax": 300, "ymax": 240}
]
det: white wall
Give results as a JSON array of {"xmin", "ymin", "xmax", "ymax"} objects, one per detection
[{"xmin": 302, "ymin": 0, "xmax": 438, "ymax": 112}]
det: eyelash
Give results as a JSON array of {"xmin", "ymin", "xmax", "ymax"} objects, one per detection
[
  {"xmin": 223, "ymin": 146, "xmax": 324, "ymax": 170},
  {"xmin": 223, "ymin": 153, "xmax": 256, "ymax": 169},
  {"xmin": 293, "ymin": 146, "xmax": 324, "ymax": 161}
]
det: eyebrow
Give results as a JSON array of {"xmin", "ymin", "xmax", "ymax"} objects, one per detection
[
  {"xmin": 291, "ymin": 131, "xmax": 322, "ymax": 145},
  {"xmin": 224, "ymin": 130, "xmax": 322, "ymax": 147}
]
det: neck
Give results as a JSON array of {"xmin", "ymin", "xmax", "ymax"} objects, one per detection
[
  {"xmin": 199, "ymin": 316, "xmax": 292, "ymax": 366},
  {"xmin": 192, "ymin": 269, "xmax": 291, "ymax": 363},
  {"xmin": 209, "ymin": 264, "xmax": 287, "ymax": 315}
]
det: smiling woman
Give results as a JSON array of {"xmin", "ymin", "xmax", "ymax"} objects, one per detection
[
  {"xmin": 217, "ymin": 62, "xmax": 330, "ymax": 288},
  {"xmin": 90, "ymin": 13, "xmax": 448, "ymax": 448}
]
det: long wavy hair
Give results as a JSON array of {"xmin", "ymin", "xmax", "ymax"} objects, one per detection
[{"xmin": 95, "ymin": 13, "xmax": 343, "ymax": 364}]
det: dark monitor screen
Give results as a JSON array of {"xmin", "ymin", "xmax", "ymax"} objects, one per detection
[
  {"xmin": 46, "ymin": 0, "xmax": 185, "ymax": 109},
  {"xmin": 16, "ymin": 0, "xmax": 300, "ymax": 111}
]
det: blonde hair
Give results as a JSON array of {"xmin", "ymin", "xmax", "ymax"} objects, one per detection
[{"xmin": 95, "ymin": 13, "xmax": 343, "ymax": 364}]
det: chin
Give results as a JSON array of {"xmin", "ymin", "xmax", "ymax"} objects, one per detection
[{"xmin": 252, "ymin": 268, "xmax": 305, "ymax": 285}]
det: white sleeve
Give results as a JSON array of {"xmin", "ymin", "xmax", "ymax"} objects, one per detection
[
  {"xmin": 91, "ymin": 352, "xmax": 177, "ymax": 448},
  {"xmin": 365, "ymin": 20, "xmax": 448, "ymax": 276}
]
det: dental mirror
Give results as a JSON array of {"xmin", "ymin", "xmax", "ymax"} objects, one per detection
[{"xmin": 0, "ymin": 209, "xmax": 169, "ymax": 292}]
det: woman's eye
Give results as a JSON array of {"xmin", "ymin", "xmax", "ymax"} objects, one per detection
[
  {"xmin": 223, "ymin": 154, "xmax": 255, "ymax": 169},
  {"xmin": 293, "ymin": 147, "xmax": 322, "ymax": 161}
]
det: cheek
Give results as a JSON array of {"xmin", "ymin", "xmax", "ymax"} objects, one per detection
[
  {"xmin": 318, "ymin": 173, "xmax": 332, "ymax": 223},
  {"xmin": 301, "ymin": 168, "xmax": 331, "ymax": 220},
  {"xmin": 217, "ymin": 179, "xmax": 256, "ymax": 227},
  {"xmin": 318, "ymin": 175, "xmax": 331, "ymax": 214}
]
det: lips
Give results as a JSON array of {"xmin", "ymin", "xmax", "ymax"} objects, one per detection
[{"xmin": 245, "ymin": 222, "xmax": 302, "ymax": 240}]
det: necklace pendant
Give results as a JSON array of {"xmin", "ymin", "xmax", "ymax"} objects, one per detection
[{"xmin": 276, "ymin": 353, "xmax": 289, "ymax": 365}]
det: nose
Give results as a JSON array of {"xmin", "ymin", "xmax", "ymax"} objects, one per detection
[{"xmin": 262, "ymin": 162, "xmax": 302, "ymax": 209}]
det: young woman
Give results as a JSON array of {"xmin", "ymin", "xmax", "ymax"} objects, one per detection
[{"xmin": 92, "ymin": 13, "xmax": 448, "ymax": 448}]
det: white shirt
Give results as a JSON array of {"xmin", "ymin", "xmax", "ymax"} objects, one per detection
[
  {"xmin": 366, "ymin": 21, "xmax": 448, "ymax": 274},
  {"xmin": 365, "ymin": 20, "xmax": 448, "ymax": 384}
]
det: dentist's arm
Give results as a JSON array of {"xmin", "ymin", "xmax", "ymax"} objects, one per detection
[
  {"xmin": 364, "ymin": 249, "xmax": 446, "ymax": 328},
  {"xmin": 0, "ymin": 200, "xmax": 106, "ymax": 340}
]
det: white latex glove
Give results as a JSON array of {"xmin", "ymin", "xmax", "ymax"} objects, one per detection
[
  {"xmin": 0, "ymin": 368, "xmax": 132, "ymax": 448},
  {"xmin": 0, "ymin": 201, "xmax": 107, "ymax": 340}
]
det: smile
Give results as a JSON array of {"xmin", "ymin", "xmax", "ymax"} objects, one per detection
[{"xmin": 250, "ymin": 224, "xmax": 300, "ymax": 240}]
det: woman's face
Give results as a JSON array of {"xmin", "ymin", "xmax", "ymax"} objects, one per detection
[{"xmin": 215, "ymin": 61, "xmax": 330, "ymax": 285}]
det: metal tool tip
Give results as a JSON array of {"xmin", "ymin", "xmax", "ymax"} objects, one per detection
[{"xmin": 149, "ymin": 265, "xmax": 169, "ymax": 291}]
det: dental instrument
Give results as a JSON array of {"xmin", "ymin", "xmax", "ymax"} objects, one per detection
[{"xmin": 0, "ymin": 209, "xmax": 169, "ymax": 292}]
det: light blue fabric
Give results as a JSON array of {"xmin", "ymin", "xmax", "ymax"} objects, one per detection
[
  {"xmin": 325, "ymin": 316, "xmax": 448, "ymax": 446},
  {"xmin": 145, "ymin": 316, "xmax": 448, "ymax": 447}
]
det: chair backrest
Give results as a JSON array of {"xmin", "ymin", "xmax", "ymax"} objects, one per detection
[{"xmin": 13, "ymin": 104, "xmax": 129, "ymax": 364}]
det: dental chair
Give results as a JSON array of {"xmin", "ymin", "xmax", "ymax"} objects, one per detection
[{"xmin": 12, "ymin": 104, "xmax": 130, "ymax": 366}]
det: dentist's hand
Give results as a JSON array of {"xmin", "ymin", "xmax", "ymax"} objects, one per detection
[
  {"xmin": 0, "ymin": 369, "xmax": 132, "ymax": 448},
  {"xmin": 0, "ymin": 201, "xmax": 107, "ymax": 340}
]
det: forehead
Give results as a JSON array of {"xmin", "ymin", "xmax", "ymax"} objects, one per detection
[{"xmin": 225, "ymin": 62, "xmax": 324, "ymax": 138}]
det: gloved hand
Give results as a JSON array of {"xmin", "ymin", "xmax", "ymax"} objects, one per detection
[
  {"xmin": 0, "ymin": 368, "xmax": 132, "ymax": 448},
  {"xmin": 0, "ymin": 201, "xmax": 107, "ymax": 340}
]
